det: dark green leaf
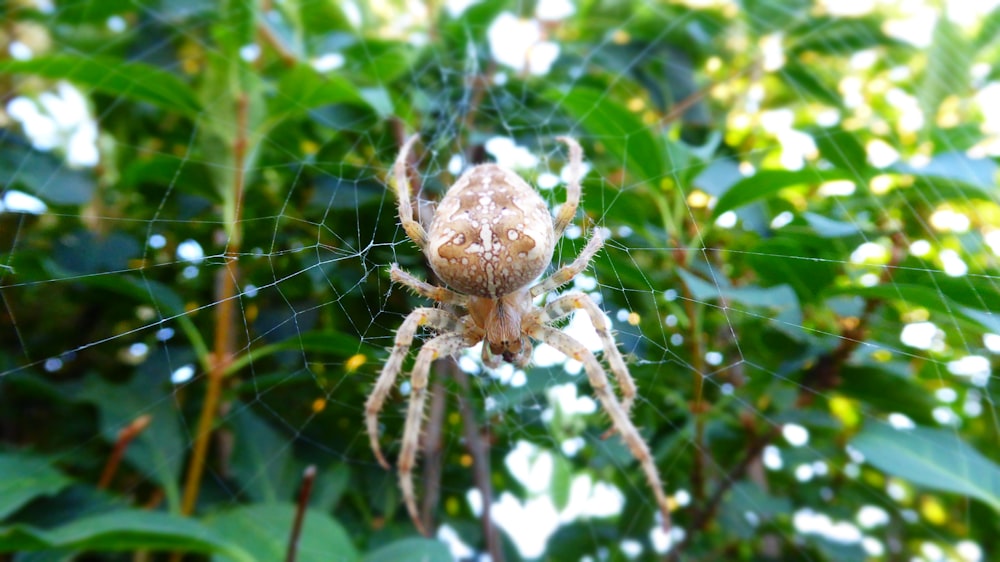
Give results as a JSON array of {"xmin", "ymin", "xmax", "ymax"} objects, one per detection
[
  {"xmin": 0, "ymin": 511, "xmax": 251, "ymax": 561},
  {"xmin": 207, "ymin": 504, "xmax": 358, "ymax": 562},
  {"xmin": 810, "ymin": 127, "xmax": 867, "ymax": 172},
  {"xmin": 0, "ymin": 454, "xmax": 73, "ymax": 520},
  {"xmin": 837, "ymin": 366, "xmax": 936, "ymax": 425},
  {"xmin": 269, "ymin": 64, "xmax": 374, "ymax": 122},
  {"xmin": 362, "ymin": 537, "xmax": 450, "ymax": 562},
  {"xmin": 75, "ymin": 373, "xmax": 185, "ymax": 511},
  {"xmin": 712, "ymin": 168, "xmax": 854, "ymax": 218},
  {"xmin": 229, "ymin": 404, "xmax": 299, "ymax": 503},
  {"xmin": 0, "ymin": 138, "xmax": 94, "ymax": 205},
  {"xmin": 838, "ymin": 284, "xmax": 1000, "ymax": 334},
  {"xmin": 678, "ymin": 268, "xmax": 804, "ymax": 338},
  {"xmin": 780, "ymin": 62, "xmax": 843, "ymax": 108},
  {"xmin": 0, "ymin": 56, "xmax": 201, "ymax": 117}
]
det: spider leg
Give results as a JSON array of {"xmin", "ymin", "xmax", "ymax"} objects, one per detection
[
  {"xmin": 390, "ymin": 264, "xmax": 469, "ymax": 307},
  {"xmin": 398, "ymin": 332, "xmax": 470, "ymax": 536},
  {"xmin": 393, "ymin": 134, "xmax": 429, "ymax": 249},
  {"xmin": 538, "ymin": 293, "xmax": 636, "ymax": 416},
  {"xmin": 365, "ymin": 307, "xmax": 465, "ymax": 469},
  {"xmin": 553, "ymin": 136, "xmax": 582, "ymax": 238},
  {"xmin": 529, "ymin": 229, "xmax": 605, "ymax": 299},
  {"xmin": 526, "ymin": 323, "xmax": 672, "ymax": 533}
]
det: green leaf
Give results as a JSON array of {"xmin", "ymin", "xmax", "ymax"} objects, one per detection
[
  {"xmin": 228, "ymin": 330, "xmax": 371, "ymax": 375},
  {"xmin": 740, "ymin": 0, "xmax": 811, "ymax": 34},
  {"xmin": 802, "ymin": 212, "xmax": 861, "ymax": 238},
  {"xmin": 269, "ymin": 64, "xmax": 374, "ymax": 122},
  {"xmin": 747, "ymin": 236, "xmax": 842, "ymax": 302},
  {"xmin": 678, "ymin": 269, "xmax": 800, "ymax": 315},
  {"xmin": 546, "ymin": 87, "xmax": 665, "ymax": 183},
  {"xmin": 0, "ymin": 56, "xmax": 201, "ymax": 117},
  {"xmin": 838, "ymin": 284, "xmax": 1000, "ymax": 334},
  {"xmin": 718, "ymin": 482, "xmax": 791, "ymax": 540},
  {"xmin": 0, "ymin": 137, "xmax": 95, "ymax": 205},
  {"xmin": 780, "ymin": 62, "xmax": 843, "ymax": 108},
  {"xmin": 975, "ymin": 6, "xmax": 1000, "ymax": 51},
  {"xmin": 229, "ymin": 404, "xmax": 299, "ymax": 504},
  {"xmin": 75, "ymin": 373, "xmax": 185, "ymax": 511},
  {"xmin": 788, "ymin": 16, "xmax": 905, "ymax": 54},
  {"xmin": 339, "ymin": 40, "xmax": 415, "ymax": 85},
  {"xmin": 851, "ymin": 424, "xmax": 1000, "ymax": 512},
  {"xmin": 919, "ymin": 17, "xmax": 973, "ymax": 127},
  {"xmin": 0, "ymin": 510, "xmax": 251, "ymax": 561},
  {"xmin": 363, "ymin": 538, "xmax": 450, "ymax": 562},
  {"xmin": 551, "ymin": 455, "xmax": 573, "ymax": 511},
  {"xmin": 0, "ymin": 454, "xmax": 73, "ymax": 520},
  {"xmin": 712, "ymin": 168, "xmax": 854, "ymax": 218},
  {"xmin": 837, "ymin": 366, "xmax": 936, "ymax": 425},
  {"xmin": 893, "ymin": 151, "xmax": 999, "ymax": 202},
  {"xmin": 810, "ymin": 127, "xmax": 867, "ymax": 172},
  {"xmin": 207, "ymin": 504, "xmax": 357, "ymax": 562}
]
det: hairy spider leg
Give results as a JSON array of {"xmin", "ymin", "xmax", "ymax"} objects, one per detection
[
  {"xmin": 530, "ymin": 229, "xmax": 605, "ymax": 299},
  {"xmin": 537, "ymin": 293, "xmax": 637, "ymax": 415},
  {"xmin": 553, "ymin": 136, "xmax": 583, "ymax": 238},
  {"xmin": 393, "ymin": 134, "xmax": 428, "ymax": 249},
  {"xmin": 525, "ymin": 324, "xmax": 672, "ymax": 533},
  {"xmin": 398, "ymin": 332, "xmax": 471, "ymax": 536},
  {"xmin": 390, "ymin": 264, "xmax": 469, "ymax": 307},
  {"xmin": 365, "ymin": 307, "xmax": 467, "ymax": 469}
]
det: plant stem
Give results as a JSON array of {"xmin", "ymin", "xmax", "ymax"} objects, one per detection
[
  {"xmin": 420, "ymin": 376, "xmax": 448, "ymax": 530},
  {"xmin": 452, "ymin": 364, "xmax": 503, "ymax": 562},
  {"xmin": 285, "ymin": 465, "xmax": 317, "ymax": 562},
  {"xmin": 180, "ymin": 93, "xmax": 249, "ymax": 516},
  {"xmin": 97, "ymin": 414, "xmax": 151, "ymax": 489}
]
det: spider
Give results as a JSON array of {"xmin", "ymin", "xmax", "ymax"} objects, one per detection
[{"xmin": 365, "ymin": 134, "xmax": 671, "ymax": 535}]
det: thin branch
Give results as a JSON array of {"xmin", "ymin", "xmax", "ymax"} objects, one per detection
[
  {"xmin": 420, "ymin": 376, "xmax": 448, "ymax": 531},
  {"xmin": 451, "ymin": 363, "xmax": 503, "ymax": 562},
  {"xmin": 286, "ymin": 465, "xmax": 317, "ymax": 562},
  {"xmin": 97, "ymin": 415, "xmax": 152, "ymax": 489}
]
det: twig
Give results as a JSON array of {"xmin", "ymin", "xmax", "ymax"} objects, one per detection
[
  {"xmin": 451, "ymin": 363, "xmax": 503, "ymax": 562},
  {"xmin": 285, "ymin": 465, "xmax": 317, "ymax": 562},
  {"xmin": 420, "ymin": 376, "xmax": 448, "ymax": 531},
  {"xmin": 97, "ymin": 415, "xmax": 152, "ymax": 489}
]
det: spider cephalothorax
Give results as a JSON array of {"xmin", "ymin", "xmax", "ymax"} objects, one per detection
[{"xmin": 365, "ymin": 134, "xmax": 672, "ymax": 535}]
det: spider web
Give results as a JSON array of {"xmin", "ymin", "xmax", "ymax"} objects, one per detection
[{"xmin": 1, "ymin": 0, "xmax": 999, "ymax": 560}]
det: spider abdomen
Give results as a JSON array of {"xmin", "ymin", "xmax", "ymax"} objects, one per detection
[{"xmin": 427, "ymin": 164, "xmax": 555, "ymax": 298}]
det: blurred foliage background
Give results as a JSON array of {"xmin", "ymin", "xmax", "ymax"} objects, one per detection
[{"xmin": 1, "ymin": 0, "xmax": 1000, "ymax": 560}]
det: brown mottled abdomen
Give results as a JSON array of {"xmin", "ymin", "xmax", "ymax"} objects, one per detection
[{"xmin": 427, "ymin": 164, "xmax": 555, "ymax": 297}]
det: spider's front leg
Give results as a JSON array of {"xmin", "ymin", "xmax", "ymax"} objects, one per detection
[
  {"xmin": 390, "ymin": 264, "xmax": 469, "ymax": 307},
  {"xmin": 553, "ymin": 136, "xmax": 583, "ymax": 238},
  {"xmin": 525, "ymin": 323, "xmax": 672, "ymax": 533},
  {"xmin": 538, "ymin": 293, "xmax": 636, "ymax": 415},
  {"xmin": 365, "ymin": 307, "xmax": 464, "ymax": 469},
  {"xmin": 398, "ymin": 332, "xmax": 471, "ymax": 536},
  {"xmin": 529, "ymin": 229, "xmax": 605, "ymax": 299},
  {"xmin": 393, "ymin": 134, "xmax": 429, "ymax": 249}
]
